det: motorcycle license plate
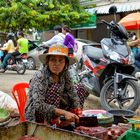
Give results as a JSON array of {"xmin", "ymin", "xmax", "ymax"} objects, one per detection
[{"xmin": 23, "ymin": 59, "xmax": 28, "ymax": 63}]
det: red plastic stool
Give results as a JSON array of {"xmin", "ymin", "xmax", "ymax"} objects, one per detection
[{"xmin": 12, "ymin": 82, "xmax": 29, "ymax": 122}]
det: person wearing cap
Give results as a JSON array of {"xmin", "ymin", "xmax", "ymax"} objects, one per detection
[
  {"xmin": 25, "ymin": 44, "xmax": 89, "ymax": 129},
  {"xmin": 42, "ymin": 25, "xmax": 65, "ymax": 46}
]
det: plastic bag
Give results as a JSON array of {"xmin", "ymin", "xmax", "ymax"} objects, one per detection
[{"xmin": 0, "ymin": 91, "xmax": 19, "ymax": 114}]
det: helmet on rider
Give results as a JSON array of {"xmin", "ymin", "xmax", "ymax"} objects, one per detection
[{"xmin": 7, "ymin": 32, "xmax": 15, "ymax": 40}]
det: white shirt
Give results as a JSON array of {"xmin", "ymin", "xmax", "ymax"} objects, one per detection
[{"xmin": 43, "ymin": 33, "xmax": 65, "ymax": 46}]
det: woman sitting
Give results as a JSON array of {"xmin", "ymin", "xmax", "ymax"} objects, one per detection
[{"xmin": 25, "ymin": 44, "xmax": 89, "ymax": 129}]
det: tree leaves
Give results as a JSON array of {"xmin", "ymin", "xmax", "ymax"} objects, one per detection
[{"xmin": 0, "ymin": 0, "xmax": 91, "ymax": 32}]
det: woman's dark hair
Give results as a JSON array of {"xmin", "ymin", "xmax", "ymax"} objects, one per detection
[
  {"xmin": 53, "ymin": 25, "xmax": 62, "ymax": 33},
  {"xmin": 62, "ymin": 25, "xmax": 71, "ymax": 33},
  {"xmin": 18, "ymin": 31, "xmax": 24, "ymax": 37}
]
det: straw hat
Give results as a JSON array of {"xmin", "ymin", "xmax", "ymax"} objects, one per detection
[{"xmin": 39, "ymin": 44, "xmax": 76, "ymax": 65}]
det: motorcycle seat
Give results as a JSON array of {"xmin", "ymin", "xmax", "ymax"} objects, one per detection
[
  {"xmin": 83, "ymin": 46, "xmax": 104, "ymax": 60},
  {"xmin": 15, "ymin": 55, "xmax": 21, "ymax": 59}
]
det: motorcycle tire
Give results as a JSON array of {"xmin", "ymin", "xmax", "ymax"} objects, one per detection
[
  {"xmin": 100, "ymin": 79, "xmax": 140, "ymax": 111},
  {"xmin": 27, "ymin": 57, "xmax": 36, "ymax": 70},
  {"xmin": 16, "ymin": 61, "xmax": 26, "ymax": 75}
]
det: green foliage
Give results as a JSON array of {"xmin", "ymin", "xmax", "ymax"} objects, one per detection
[{"xmin": 0, "ymin": 0, "xmax": 91, "ymax": 32}]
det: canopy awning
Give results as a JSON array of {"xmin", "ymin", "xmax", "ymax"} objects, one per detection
[
  {"xmin": 87, "ymin": 1, "xmax": 140, "ymax": 14},
  {"xmin": 119, "ymin": 12, "xmax": 140, "ymax": 30}
]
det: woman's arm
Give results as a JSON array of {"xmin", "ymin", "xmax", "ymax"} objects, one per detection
[
  {"xmin": 55, "ymin": 108, "xmax": 79, "ymax": 122},
  {"xmin": 63, "ymin": 34, "xmax": 69, "ymax": 46},
  {"xmin": 128, "ymin": 39, "xmax": 140, "ymax": 47},
  {"xmin": 65, "ymin": 71, "xmax": 81, "ymax": 109},
  {"xmin": 43, "ymin": 36, "xmax": 58, "ymax": 45}
]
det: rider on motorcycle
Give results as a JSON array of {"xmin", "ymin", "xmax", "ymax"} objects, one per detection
[
  {"xmin": 12, "ymin": 31, "xmax": 29, "ymax": 57},
  {"xmin": 0, "ymin": 33, "xmax": 16, "ymax": 73}
]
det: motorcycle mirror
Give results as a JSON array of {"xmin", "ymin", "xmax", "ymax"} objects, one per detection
[{"xmin": 109, "ymin": 6, "xmax": 117, "ymax": 22}]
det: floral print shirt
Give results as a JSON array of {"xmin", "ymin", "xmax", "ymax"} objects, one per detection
[{"xmin": 25, "ymin": 66, "xmax": 81, "ymax": 124}]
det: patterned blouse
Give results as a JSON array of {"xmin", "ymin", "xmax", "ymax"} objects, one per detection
[{"xmin": 25, "ymin": 66, "xmax": 88, "ymax": 124}]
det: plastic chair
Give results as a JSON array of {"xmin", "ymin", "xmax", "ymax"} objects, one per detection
[{"xmin": 12, "ymin": 82, "xmax": 29, "ymax": 122}]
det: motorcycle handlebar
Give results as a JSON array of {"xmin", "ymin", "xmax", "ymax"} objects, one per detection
[
  {"xmin": 101, "ymin": 20, "xmax": 111, "ymax": 26},
  {"xmin": 101, "ymin": 20, "xmax": 118, "ymax": 32}
]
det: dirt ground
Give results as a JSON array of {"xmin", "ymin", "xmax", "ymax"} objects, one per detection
[
  {"xmin": 0, "ymin": 70, "xmax": 101, "ymax": 108},
  {"xmin": 0, "ymin": 70, "xmax": 139, "ymax": 116}
]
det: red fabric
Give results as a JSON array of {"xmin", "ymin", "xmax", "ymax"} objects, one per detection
[
  {"xmin": 119, "ymin": 13, "xmax": 140, "ymax": 30},
  {"xmin": 51, "ymin": 118, "xmax": 60, "ymax": 127},
  {"xmin": 71, "ymin": 108, "xmax": 82, "ymax": 116}
]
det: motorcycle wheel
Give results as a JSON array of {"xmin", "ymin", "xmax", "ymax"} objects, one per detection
[
  {"xmin": 16, "ymin": 61, "xmax": 26, "ymax": 74},
  {"xmin": 100, "ymin": 79, "xmax": 140, "ymax": 111},
  {"xmin": 27, "ymin": 57, "xmax": 36, "ymax": 70}
]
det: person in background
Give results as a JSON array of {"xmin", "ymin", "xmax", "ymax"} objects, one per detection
[
  {"xmin": 15, "ymin": 31, "xmax": 29, "ymax": 55},
  {"xmin": 128, "ymin": 38, "xmax": 140, "ymax": 69},
  {"xmin": 0, "ymin": 33, "xmax": 16, "ymax": 72},
  {"xmin": 128, "ymin": 32, "xmax": 139, "ymax": 55},
  {"xmin": 62, "ymin": 25, "xmax": 75, "ymax": 56},
  {"xmin": 42, "ymin": 25, "xmax": 65, "ymax": 46},
  {"xmin": 25, "ymin": 44, "xmax": 89, "ymax": 130}
]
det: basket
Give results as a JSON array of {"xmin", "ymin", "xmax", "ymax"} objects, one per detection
[
  {"xmin": 108, "ymin": 109, "xmax": 135, "ymax": 124},
  {"xmin": 82, "ymin": 109, "xmax": 114, "ymax": 127},
  {"xmin": 125, "ymin": 129, "xmax": 140, "ymax": 140},
  {"xmin": 97, "ymin": 114, "xmax": 114, "ymax": 127},
  {"xmin": 128, "ymin": 117, "xmax": 140, "ymax": 130}
]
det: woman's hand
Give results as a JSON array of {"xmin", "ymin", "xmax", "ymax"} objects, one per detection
[
  {"xmin": 59, "ymin": 111, "xmax": 79, "ymax": 127},
  {"xmin": 55, "ymin": 108, "xmax": 79, "ymax": 126},
  {"xmin": 64, "ymin": 111, "xmax": 79, "ymax": 123},
  {"xmin": 71, "ymin": 108, "xmax": 82, "ymax": 117}
]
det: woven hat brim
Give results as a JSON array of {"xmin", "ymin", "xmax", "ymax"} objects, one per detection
[{"xmin": 39, "ymin": 53, "xmax": 77, "ymax": 65}]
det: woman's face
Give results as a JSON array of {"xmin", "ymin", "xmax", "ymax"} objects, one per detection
[
  {"xmin": 48, "ymin": 55, "xmax": 66, "ymax": 75},
  {"xmin": 62, "ymin": 28, "xmax": 66, "ymax": 35}
]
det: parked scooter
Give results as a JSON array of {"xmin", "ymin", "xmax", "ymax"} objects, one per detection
[
  {"xmin": 0, "ymin": 52, "xmax": 26, "ymax": 74},
  {"xmin": 76, "ymin": 20, "xmax": 140, "ymax": 111}
]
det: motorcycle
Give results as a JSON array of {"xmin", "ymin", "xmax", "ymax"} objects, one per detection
[
  {"xmin": 75, "ymin": 20, "xmax": 140, "ymax": 111},
  {"xmin": 0, "ymin": 52, "xmax": 26, "ymax": 74}
]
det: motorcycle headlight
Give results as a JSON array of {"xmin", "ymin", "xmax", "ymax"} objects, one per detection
[
  {"xmin": 102, "ymin": 44, "xmax": 122, "ymax": 62},
  {"xmin": 109, "ymin": 51, "xmax": 122, "ymax": 62}
]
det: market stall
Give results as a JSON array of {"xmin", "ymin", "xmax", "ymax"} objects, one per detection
[{"xmin": 1, "ymin": 108, "xmax": 139, "ymax": 140}]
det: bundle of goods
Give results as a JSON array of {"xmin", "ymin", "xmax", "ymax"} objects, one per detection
[
  {"xmin": 74, "ymin": 126, "xmax": 108, "ymax": 140},
  {"xmin": 107, "ymin": 124, "xmax": 130, "ymax": 140},
  {"xmin": 0, "ymin": 108, "xmax": 11, "ymax": 126},
  {"xmin": 74, "ymin": 124, "xmax": 130, "ymax": 140}
]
